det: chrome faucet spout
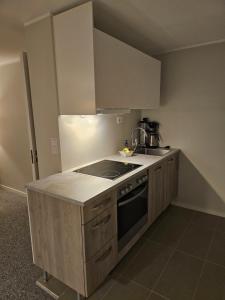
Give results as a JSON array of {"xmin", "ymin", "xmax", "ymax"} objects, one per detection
[{"xmin": 131, "ymin": 127, "xmax": 147, "ymax": 150}]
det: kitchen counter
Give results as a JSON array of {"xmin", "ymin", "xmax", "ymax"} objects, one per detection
[
  {"xmin": 26, "ymin": 149, "xmax": 179, "ymax": 206},
  {"xmin": 27, "ymin": 149, "xmax": 179, "ymax": 297}
]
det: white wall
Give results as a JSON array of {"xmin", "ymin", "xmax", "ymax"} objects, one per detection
[
  {"xmin": 142, "ymin": 42, "xmax": 225, "ymax": 217},
  {"xmin": 59, "ymin": 110, "xmax": 141, "ymax": 170},
  {"xmin": 0, "ymin": 61, "xmax": 33, "ymax": 192}
]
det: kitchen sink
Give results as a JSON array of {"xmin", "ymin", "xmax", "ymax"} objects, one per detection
[{"xmin": 135, "ymin": 148, "xmax": 171, "ymax": 156}]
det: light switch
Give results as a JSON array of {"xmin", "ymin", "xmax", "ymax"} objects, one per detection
[{"xmin": 50, "ymin": 138, "xmax": 59, "ymax": 155}]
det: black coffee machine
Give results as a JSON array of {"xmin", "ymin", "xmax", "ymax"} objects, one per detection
[{"xmin": 138, "ymin": 118, "xmax": 160, "ymax": 148}]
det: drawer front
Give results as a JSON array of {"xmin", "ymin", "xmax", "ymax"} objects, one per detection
[
  {"xmin": 85, "ymin": 238, "xmax": 117, "ymax": 296},
  {"xmin": 84, "ymin": 205, "xmax": 117, "ymax": 260},
  {"xmin": 82, "ymin": 192, "xmax": 116, "ymax": 224}
]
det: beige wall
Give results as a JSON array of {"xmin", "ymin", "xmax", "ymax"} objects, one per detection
[
  {"xmin": 59, "ymin": 110, "xmax": 141, "ymax": 170},
  {"xmin": 0, "ymin": 61, "xmax": 33, "ymax": 192},
  {"xmin": 142, "ymin": 42, "xmax": 225, "ymax": 217}
]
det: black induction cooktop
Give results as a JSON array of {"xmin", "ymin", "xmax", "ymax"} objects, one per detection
[{"xmin": 74, "ymin": 160, "xmax": 142, "ymax": 180}]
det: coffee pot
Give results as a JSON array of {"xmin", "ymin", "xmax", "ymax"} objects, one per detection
[{"xmin": 138, "ymin": 118, "xmax": 160, "ymax": 148}]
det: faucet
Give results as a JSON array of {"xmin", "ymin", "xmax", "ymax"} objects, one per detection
[{"xmin": 131, "ymin": 127, "xmax": 148, "ymax": 151}]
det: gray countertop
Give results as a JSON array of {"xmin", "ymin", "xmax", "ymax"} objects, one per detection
[{"xmin": 26, "ymin": 149, "xmax": 179, "ymax": 206}]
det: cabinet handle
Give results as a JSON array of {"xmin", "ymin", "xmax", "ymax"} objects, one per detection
[
  {"xmin": 155, "ymin": 166, "xmax": 162, "ymax": 171},
  {"xmin": 95, "ymin": 246, "xmax": 112, "ymax": 263},
  {"xmin": 91, "ymin": 214, "xmax": 111, "ymax": 229},
  {"xmin": 168, "ymin": 158, "xmax": 174, "ymax": 162},
  {"xmin": 91, "ymin": 198, "xmax": 110, "ymax": 210}
]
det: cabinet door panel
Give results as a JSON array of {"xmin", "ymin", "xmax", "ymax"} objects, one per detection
[
  {"xmin": 164, "ymin": 154, "xmax": 179, "ymax": 209},
  {"xmin": 149, "ymin": 163, "xmax": 164, "ymax": 224},
  {"xmin": 94, "ymin": 29, "xmax": 161, "ymax": 110},
  {"xmin": 53, "ymin": 2, "xmax": 96, "ymax": 115},
  {"xmin": 85, "ymin": 238, "xmax": 117, "ymax": 296}
]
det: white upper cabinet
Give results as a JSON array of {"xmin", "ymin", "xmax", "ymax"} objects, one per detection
[
  {"xmin": 94, "ymin": 29, "xmax": 161, "ymax": 110},
  {"xmin": 53, "ymin": 2, "xmax": 96, "ymax": 115},
  {"xmin": 53, "ymin": 2, "xmax": 161, "ymax": 115}
]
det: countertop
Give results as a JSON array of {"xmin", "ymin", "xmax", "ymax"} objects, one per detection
[{"xmin": 26, "ymin": 149, "xmax": 179, "ymax": 206}]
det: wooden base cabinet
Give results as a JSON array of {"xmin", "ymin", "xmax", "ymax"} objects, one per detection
[
  {"xmin": 27, "ymin": 152, "xmax": 179, "ymax": 298},
  {"xmin": 148, "ymin": 153, "xmax": 179, "ymax": 225},
  {"xmin": 27, "ymin": 190, "xmax": 117, "ymax": 297},
  {"xmin": 164, "ymin": 153, "xmax": 179, "ymax": 209},
  {"xmin": 149, "ymin": 162, "xmax": 165, "ymax": 224}
]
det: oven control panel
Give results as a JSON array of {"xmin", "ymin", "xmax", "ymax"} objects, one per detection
[{"xmin": 117, "ymin": 172, "xmax": 148, "ymax": 199}]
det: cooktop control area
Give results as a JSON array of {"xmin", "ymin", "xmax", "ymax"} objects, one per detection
[{"xmin": 74, "ymin": 160, "xmax": 142, "ymax": 180}]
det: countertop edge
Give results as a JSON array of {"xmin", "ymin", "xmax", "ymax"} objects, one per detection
[{"xmin": 26, "ymin": 149, "xmax": 180, "ymax": 206}]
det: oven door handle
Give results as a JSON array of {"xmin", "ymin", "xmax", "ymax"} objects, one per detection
[{"xmin": 118, "ymin": 184, "xmax": 148, "ymax": 207}]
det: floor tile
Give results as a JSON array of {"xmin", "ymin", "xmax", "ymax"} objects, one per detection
[
  {"xmin": 121, "ymin": 240, "xmax": 173, "ymax": 289},
  {"xmin": 165, "ymin": 205, "xmax": 195, "ymax": 222},
  {"xmin": 177, "ymin": 224, "xmax": 214, "ymax": 259},
  {"xmin": 102, "ymin": 277, "xmax": 150, "ymax": 300},
  {"xmin": 143, "ymin": 217, "xmax": 164, "ymax": 240},
  {"xmin": 88, "ymin": 275, "xmax": 117, "ymax": 300},
  {"xmin": 148, "ymin": 214, "xmax": 189, "ymax": 247},
  {"xmin": 59, "ymin": 288, "xmax": 78, "ymax": 300},
  {"xmin": 112, "ymin": 237, "xmax": 145, "ymax": 276},
  {"xmin": 194, "ymin": 262, "xmax": 225, "ymax": 300},
  {"xmin": 148, "ymin": 292, "xmax": 169, "ymax": 300},
  {"xmin": 60, "ymin": 276, "xmax": 116, "ymax": 300},
  {"xmin": 143, "ymin": 206, "xmax": 191, "ymax": 239},
  {"xmin": 207, "ymin": 231, "xmax": 225, "ymax": 267},
  {"xmin": 191, "ymin": 211, "xmax": 220, "ymax": 230},
  {"xmin": 154, "ymin": 251, "xmax": 203, "ymax": 300}
]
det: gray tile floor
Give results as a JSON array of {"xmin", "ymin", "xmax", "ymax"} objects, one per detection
[{"xmin": 1, "ymin": 189, "xmax": 225, "ymax": 299}]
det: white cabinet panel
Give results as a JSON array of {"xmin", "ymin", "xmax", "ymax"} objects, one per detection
[
  {"xmin": 94, "ymin": 29, "xmax": 161, "ymax": 110},
  {"xmin": 53, "ymin": 2, "xmax": 96, "ymax": 115},
  {"xmin": 53, "ymin": 3, "xmax": 161, "ymax": 115}
]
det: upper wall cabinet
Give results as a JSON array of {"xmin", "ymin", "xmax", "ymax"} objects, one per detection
[{"xmin": 53, "ymin": 2, "xmax": 161, "ymax": 115}]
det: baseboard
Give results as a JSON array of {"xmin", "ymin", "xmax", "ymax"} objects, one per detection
[
  {"xmin": 0, "ymin": 184, "xmax": 27, "ymax": 197},
  {"xmin": 172, "ymin": 201, "xmax": 225, "ymax": 218}
]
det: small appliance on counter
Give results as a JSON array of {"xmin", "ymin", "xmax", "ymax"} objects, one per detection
[{"xmin": 138, "ymin": 118, "xmax": 160, "ymax": 148}]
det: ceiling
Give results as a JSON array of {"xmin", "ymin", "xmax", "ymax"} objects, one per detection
[{"xmin": 0, "ymin": 0, "xmax": 225, "ymax": 63}]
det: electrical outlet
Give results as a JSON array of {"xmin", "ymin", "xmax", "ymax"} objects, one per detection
[{"xmin": 116, "ymin": 116, "xmax": 123, "ymax": 124}]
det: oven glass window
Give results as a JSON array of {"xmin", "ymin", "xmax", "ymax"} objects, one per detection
[{"xmin": 117, "ymin": 182, "xmax": 148, "ymax": 250}]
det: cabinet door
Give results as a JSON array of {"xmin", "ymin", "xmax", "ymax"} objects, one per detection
[
  {"xmin": 94, "ymin": 29, "xmax": 161, "ymax": 110},
  {"xmin": 149, "ymin": 163, "xmax": 165, "ymax": 224},
  {"xmin": 164, "ymin": 154, "xmax": 179, "ymax": 209},
  {"xmin": 53, "ymin": 2, "xmax": 96, "ymax": 115}
]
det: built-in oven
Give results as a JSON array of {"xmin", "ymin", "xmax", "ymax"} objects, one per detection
[{"xmin": 117, "ymin": 172, "xmax": 148, "ymax": 251}]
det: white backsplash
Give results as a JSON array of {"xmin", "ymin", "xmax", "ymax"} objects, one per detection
[{"xmin": 58, "ymin": 110, "xmax": 141, "ymax": 170}]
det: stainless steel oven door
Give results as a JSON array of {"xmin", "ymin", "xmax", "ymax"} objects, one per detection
[{"xmin": 117, "ymin": 181, "xmax": 148, "ymax": 251}]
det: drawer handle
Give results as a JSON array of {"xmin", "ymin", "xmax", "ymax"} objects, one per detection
[
  {"xmin": 92, "ymin": 214, "xmax": 111, "ymax": 230},
  {"xmin": 155, "ymin": 166, "xmax": 162, "ymax": 171},
  {"xmin": 168, "ymin": 158, "xmax": 174, "ymax": 162},
  {"xmin": 95, "ymin": 246, "xmax": 112, "ymax": 263},
  {"xmin": 92, "ymin": 198, "xmax": 111, "ymax": 211}
]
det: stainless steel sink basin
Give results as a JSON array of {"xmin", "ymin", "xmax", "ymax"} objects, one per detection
[{"xmin": 136, "ymin": 148, "xmax": 171, "ymax": 156}]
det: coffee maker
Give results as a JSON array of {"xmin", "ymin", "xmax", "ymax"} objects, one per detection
[{"xmin": 138, "ymin": 118, "xmax": 160, "ymax": 148}]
